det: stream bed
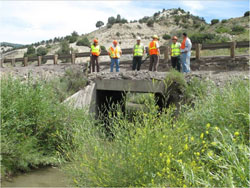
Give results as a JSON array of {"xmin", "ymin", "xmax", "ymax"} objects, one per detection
[{"xmin": 1, "ymin": 167, "xmax": 69, "ymax": 187}]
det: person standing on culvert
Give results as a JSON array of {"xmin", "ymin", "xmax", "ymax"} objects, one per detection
[
  {"xmin": 132, "ymin": 36, "xmax": 145, "ymax": 71},
  {"xmin": 180, "ymin": 33, "xmax": 192, "ymax": 73},
  {"xmin": 148, "ymin": 35, "xmax": 160, "ymax": 71},
  {"xmin": 170, "ymin": 36, "xmax": 181, "ymax": 72},
  {"xmin": 108, "ymin": 40, "xmax": 122, "ymax": 72},
  {"xmin": 90, "ymin": 39, "xmax": 101, "ymax": 72}
]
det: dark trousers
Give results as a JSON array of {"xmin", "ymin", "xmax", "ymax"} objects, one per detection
[
  {"xmin": 90, "ymin": 55, "xmax": 99, "ymax": 73},
  {"xmin": 132, "ymin": 56, "xmax": 143, "ymax": 71},
  {"xmin": 149, "ymin": 55, "xmax": 159, "ymax": 71},
  {"xmin": 171, "ymin": 56, "xmax": 181, "ymax": 72}
]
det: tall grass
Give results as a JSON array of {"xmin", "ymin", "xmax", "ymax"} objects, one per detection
[
  {"xmin": 0, "ymin": 76, "xmax": 85, "ymax": 176},
  {"xmin": 63, "ymin": 78, "xmax": 249, "ymax": 187}
]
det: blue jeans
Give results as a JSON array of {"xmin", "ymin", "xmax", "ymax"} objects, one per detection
[
  {"xmin": 181, "ymin": 52, "xmax": 191, "ymax": 73},
  {"xmin": 110, "ymin": 58, "xmax": 120, "ymax": 72}
]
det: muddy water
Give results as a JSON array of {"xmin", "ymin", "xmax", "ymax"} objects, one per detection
[{"xmin": 1, "ymin": 167, "xmax": 69, "ymax": 187}]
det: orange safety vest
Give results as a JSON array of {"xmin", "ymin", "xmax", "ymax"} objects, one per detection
[
  {"xmin": 149, "ymin": 40, "xmax": 159, "ymax": 55},
  {"xmin": 108, "ymin": 46, "xmax": 121, "ymax": 58},
  {"xmin": 181, "ymin": 38, "xmax": 186, "ymax": 49}
]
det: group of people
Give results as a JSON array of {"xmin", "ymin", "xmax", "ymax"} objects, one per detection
[{"xmin": 89, "ymin": 32, "xmax": 192, "ymax": 73}]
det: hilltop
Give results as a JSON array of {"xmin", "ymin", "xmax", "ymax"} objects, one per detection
[{"xmin": 1, "ymin": 8, "xmax": 249, "ymax": 62}]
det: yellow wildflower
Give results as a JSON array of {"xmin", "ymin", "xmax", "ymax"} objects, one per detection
[
  {"xmin": 211, "ymin": 142, "xmax": 216, "ymax": 146},
  {"xmin": 234, "ymin": 131, "xmax": 239, "ymax": 136},
  {"xmin": 184, "ymin": 144, "xmax": 189, "ymax": 150},
  {"xmin": 167, "ymin": 158, "xmax": 171, "ymax": 165},
  {"xmin": 200, "ymin": 133, "xmax": 204, "ymax": 139},
  {"xmin": 73, "ymin": 178, "xmax": 78, "ymax": 184},
  {"xmin": 177, "ymin": 159, "xmax": 182, "ymax": 163},
  {"xmin": 206, "ymin": 123, "xmax": 211, "ymax": 129},
  {"xmin": 179, "ymin": 151, "xmax": 183, "ymax": 155},
  {"xmin": 183, "ymin": 184, "xmax": 187, "ymax": 188},
  {"xmin": 215, "ymin": 126, "xmax": 219, "ymax": 131},
  {"xmin": 206, "ymin": 131, "xmax": 209, "ymax": 134},
  {"xmin": 191, "ymin": 136, "xmax": 194, "ymax": 141},
  {"xmin": 163, "ymin": 135, "xmax": 166, "ymax": 139},
  {"xmin": 157, "ymin": 172, "xmax": 162, "ymax": 177},
  {"xmin": 159, "ymin": 153, "xmax": 163, "ymax": 157},
  {"xmin": 168, "ymin": 146, "xmax": 172, "ymax": 150},
  {"xmin": 196, "ymin": 152, "xmax": 200, "ymax": 156},
  {"xmin": 202, "ymin": 140, "xmax": 206, "ymax": 144}
]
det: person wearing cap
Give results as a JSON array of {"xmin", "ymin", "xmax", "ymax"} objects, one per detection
[
  {"xmin": 170, "ymin": 36, "xmax": 181, "ymax": 72},
  {"xmin": 108, "ymin": 40, "xmax": 122, "ymax": 72},
  {"xmin": 90, "ymin": 39, "xmax": 101, "ymax": 72},
  {"xmin": 148, "ymin": 35, "xmax": 160, "ymax": 71},
  {"xmin": 180, "ymin": 33, "xmax": 192, "ymax": 73},
  {"xmin": 132, "ymin": 36, "xmax": 145, "ymax": 71}
]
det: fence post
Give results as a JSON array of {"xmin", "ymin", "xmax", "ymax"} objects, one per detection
[
  {"xmin": 195, "ymin": 43, "xmax": 202, "ymax": 60},
  {"xmin": 164, "ymin": 46, "xmax": 170, "ymax": 63},
  {"xmin": 71, "ymin": 53, "xmax": 76, "ymax": 64},
  {"xmin": 11, "ymin": 58, "xmax": 16, "ymax": 67},
  {"xmin": 54, "ymin": 54, "xmax": 58, "ymax": 65},
  {"xmin": 230, "ymin": 41, "xmax": 236, "ymax": 58},
  {"xmin": 0, "ymin": 58, "xmax": 4, "ymax": 68},
  {"xmin": 23, "ymin": 57, "xmax": 28, "ymax": 67},
  {"xmin": 38, "ymin": 56, "xmax": 42, "ymax": 66}
]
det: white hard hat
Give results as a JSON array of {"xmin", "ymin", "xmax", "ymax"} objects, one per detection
[{"xmin": 136, "ymin": 36, "xmax": 141, "ymax": 40}]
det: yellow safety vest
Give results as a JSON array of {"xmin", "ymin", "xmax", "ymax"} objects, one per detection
[
  {"xmin": 108, "ymin": 46, "xmax": 121, "ymax": 58},
  {"xmin": 171, "ymin": 42, "xmax": 181, "ymax": 57},
  {"xmin": 91, "ymin": 45, "xmax": 100, "ymax": 56},
  {"xmin": 134, "ymin": 44, "xmax": 144, "ymax": 56}
]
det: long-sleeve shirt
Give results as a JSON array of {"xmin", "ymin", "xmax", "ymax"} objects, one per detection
[{"xmin": 181, "ymin": 37, "xmax": 192, "ymax": 53}]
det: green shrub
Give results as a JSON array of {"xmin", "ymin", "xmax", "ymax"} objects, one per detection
[
  {"xmin": 96, "ymin": 21, "xmax": 104, "ymax": 28},
  {"xmin": 190, "ymin": 33, "xmax": 216, "ymax": 43},
  {"xmin": 107, "ymin": 24, "xmax": 112, "ymax": 29},
  {"xmin": 49, "ymin": 67, "xmax": 88, "ymax": 101},
  {"xmin": 244, "ymin": 11, "xmax": 250, "ymax": 17},
  {"xmin": 37, "ymin": 47, "xmax": 48, "ymax": 56},
  {"xmin": 231, "ymin": 25, "xmax": 246, "ymax": 35},
  {"xmin": 147, "ymin": 19, "xmax": 154, "ymax": 27},
  {"xmin": 139, "ymin": 16, "xmax": 150, "ymax": 24},
  {"xmin": 116, "ymin": 32, "xmax": 120, "ymax": 37},
  {"xmin": 193, "ymin": 23, "xmax": 200, "ymax": 28},
  {"xmin": 24, "ymin": 45, "xmax": 36, "ymax": 58},
  {"xmin": 215, "ymin": 27, "xmax": 230, "ymax": 33},
  {"xmin": 100, "ymin": 45, "xmax": 106, "ymax": 51},
  {"xmin": 162, "ymin": 34, "xmax": 171, "ymax": 40},
  {"xmin": 221, "ymin": 19, "xmax": 228, "ymax": 23},
  {"xmin": 199, "ymin": 25, "xmax": 205, "ymax": 31},
  {"xmin": 211, "ymin": 19, "xmax": 219, "ymax": 25},
  {"xmin": 1, "ymin": 76, "xmax": 85, "ymax": 176},
  {"xmin": 174, "ymin": 16, "xmax": 181, "ymax": 25},
  {"xmin": 76, "ymin": 37, "xmax": 90, "ymax": 47}
]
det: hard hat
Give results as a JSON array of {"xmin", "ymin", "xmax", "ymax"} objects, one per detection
[
  {"xmin": 172, "ymin": 36, "xmax": 178, "ymax": 40},
  {"xmin": 93, "ymin": 39, "xmax": 98, "ymax": 43},
  {"xmin": 136, "ymin": 36, "xmax": 141, "ymax": 40},
  {"xmin": 152, "ymin": 35, "xmax": 159, "ymax": 39},
  {"xmin": 113, "ymin": 40, "xmax": 118, "ymax": 44}
]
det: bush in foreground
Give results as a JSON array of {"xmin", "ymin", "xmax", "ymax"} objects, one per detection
[{"xmin": 1, "ymin": 76, "xmax": 85, "ymax": 176}]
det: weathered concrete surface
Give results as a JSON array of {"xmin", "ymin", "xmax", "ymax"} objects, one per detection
[
  {"xmin": 95, "ymin": 79, "xmax": 165, "ymax": 93},
  {"xmin": 63, "ymin": 82, "xmax": 96, "ymax": 113}
]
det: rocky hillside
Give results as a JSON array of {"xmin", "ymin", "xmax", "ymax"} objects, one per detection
[{"xmin": 1, "ymin": 8, "xmax": 249, "ymax": 61}]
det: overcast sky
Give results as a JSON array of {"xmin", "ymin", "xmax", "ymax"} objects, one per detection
[{"xmin": 0, "ymin": 0, "xmax": 249, "ymax": 44}]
